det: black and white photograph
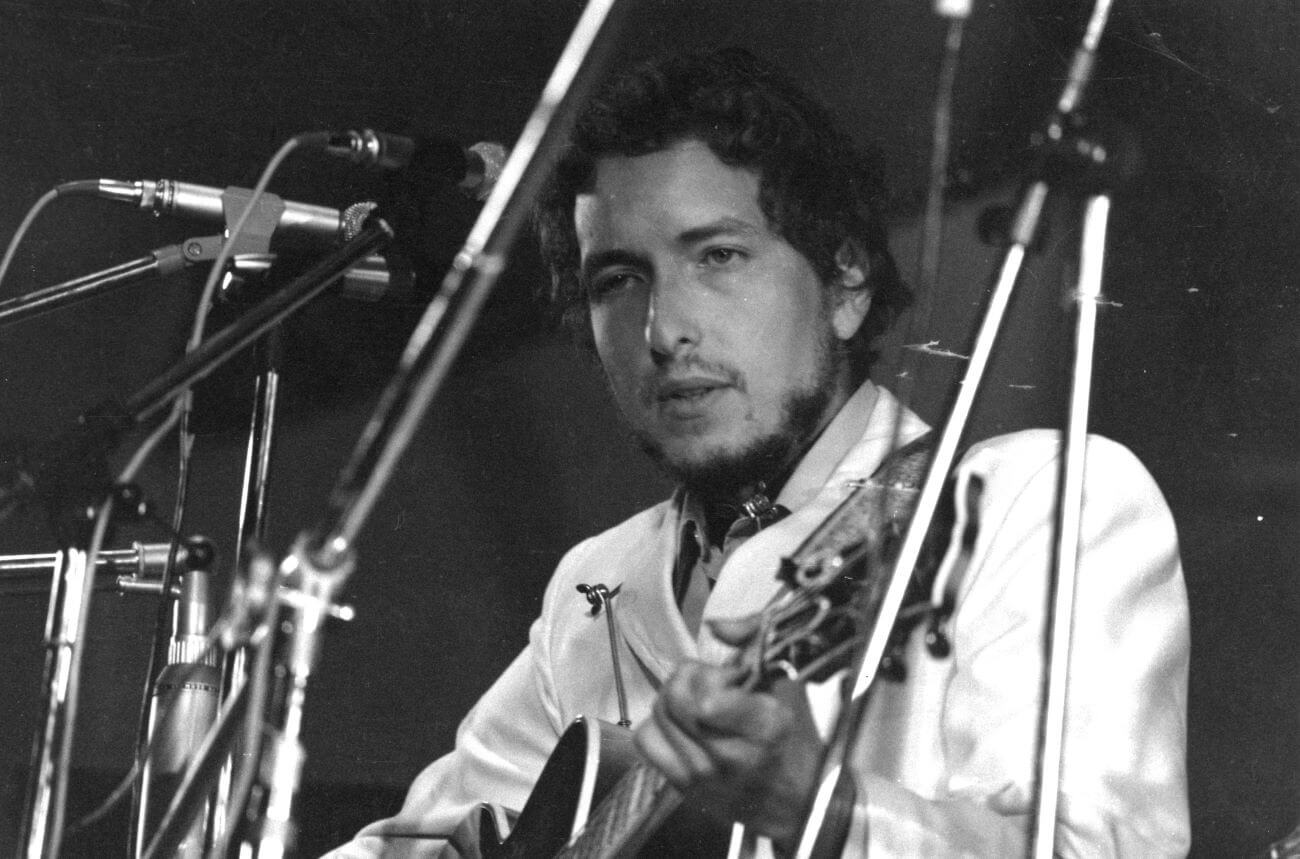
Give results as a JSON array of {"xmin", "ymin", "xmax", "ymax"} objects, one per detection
[{"xmin": 0, "ymin": 2, "xmax": 1295, "ymax": 856}]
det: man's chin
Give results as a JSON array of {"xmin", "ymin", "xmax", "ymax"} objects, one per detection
[
  {"xmin": 648, "ymin": 432, "xmax": 747, "ymax": 474},
  {"xmin": 638, "ymin": 432, "xmax": 794, "ymax": 499},
  {"xmin": 631, "ymin": 378, "xmax": 835, "ymax": 500}
]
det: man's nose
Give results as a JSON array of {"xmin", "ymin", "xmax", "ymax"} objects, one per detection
[{"xmin": 644, "ymin": 275, "xmax": 701, "ymax": 363}]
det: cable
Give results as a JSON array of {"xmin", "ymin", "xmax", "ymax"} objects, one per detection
[
  {"xmin": 124, "ymin": 407, "xmax": 193, "ymax": 856},
  {"xmin": 118, "ymin": 390, "xmax": 189, "ymax": 486},
  {"xmin": 188, "ymin": 132, "xmax": 328, "ymax": 356},
  {"xmin": 0, "ymin": 181, "xmax": 98, "ymax": 293}
]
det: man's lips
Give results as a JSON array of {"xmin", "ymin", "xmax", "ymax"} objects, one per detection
[
  {"xmin": 646, "ymin": 376, "xmax": 734, "ymax": 423},
  {"xmin": 654, "ymin": 376, "xmax": 731, "ymax": 403}
]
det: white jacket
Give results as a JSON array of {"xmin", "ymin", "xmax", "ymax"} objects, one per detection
[{"xmin": 327, "ymin": 385, "xmax": 1190, "ymax": 857}]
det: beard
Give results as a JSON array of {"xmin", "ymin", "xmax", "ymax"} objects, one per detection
[
  {"xmin": 630, "ymin": 332, "xmax": 842, "ymax": 503},
  {"xmin": 636, "ymin": 385, "xmax": 832, "ymax": 500}
]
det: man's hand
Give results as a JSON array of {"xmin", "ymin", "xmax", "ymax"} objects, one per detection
[{"xmin": 632, "ymin": 617, "xmax": 824, "ymax": 854}]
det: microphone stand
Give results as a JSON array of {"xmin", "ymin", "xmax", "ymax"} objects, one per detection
[
  {"xmin": 0, "ymin": 541, "xmax": 202, "ymax": 596},
  {"xmin": 0, "ymin": 247, "xmax": 191, "ymax": 326},
  {"xmin": 222, "ymin": 2, "xmax": 630, "ymax": 856},
  {"xmin": 1029, "ymin": 172, "xmax": 1111, "ymax": 859},
  {"xmin": 206, "ymin": 335, "xmax": 281, "ymax": 856},
  {"xmin": 16, "ymin": 220, "xmax": 392, "ymax": 859},
  {"xmin": 793, "ymin": 2, "xmax": 1120, "ymax": 856},
  {"xmin": 123, "ymin": 166, "xmax": 292, "ymax": 859},
  {"xmin": 21, "ymin": 535, "xmax": 108, "ymax": 859}
]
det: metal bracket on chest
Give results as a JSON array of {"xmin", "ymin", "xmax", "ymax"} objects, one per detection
[{"xmin": 576, "ymin": 582, "xmax": 631, "ymax": 727}]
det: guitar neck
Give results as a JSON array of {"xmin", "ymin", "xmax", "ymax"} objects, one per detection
[{"xmin": 555, "ymin": 758, "xmax": 682, "ymax": 859}]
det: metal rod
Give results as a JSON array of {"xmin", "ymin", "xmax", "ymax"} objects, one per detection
[
  {"xmin": 209, "ymin": 342, "xmax": 281, "ymax": 853},
  {"xmin": 0, "ymin": 247, "xmax": 187, "ymax": 327},
  {"xmin": 21, "ymin": 548, "xmax": 93, "ymax": 858},
  {"xmin": 249, "ymin": 546, "xmax": 336, "ymax": 859},
  {"xmin": 21, "ymin": 491, "xmax": 114, "ymax": 859},
  {"xmin": 0, "ymin": 542, "xmax": 187, "ymax": 592},
  {"xmin": 1030, "ymin": 193, "xmax": 1109, "ymax": 858}
]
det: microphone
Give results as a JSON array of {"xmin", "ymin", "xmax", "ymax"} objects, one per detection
[
  {"xmin": 325, "ymin": 131, "xmax": 507, "ymax": 201},
  {"xmin": 88, "ymin": 133, "xmax": 506, "ymax": 242},
  {"xmin": 68, "ymin": 183, "xmax": 417, "ymax": 301},
  {"xmin": 134, "ymin": 567, "xmax": 221, "ymax": 858},
  {"xmin": 90, "ymin": 180, "xmax": 369, "ymax": 246}
]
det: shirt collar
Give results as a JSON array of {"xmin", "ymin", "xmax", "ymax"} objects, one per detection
[{"xmin": 774, "ymin": 380, "xmax": 880, "ymax": 512}]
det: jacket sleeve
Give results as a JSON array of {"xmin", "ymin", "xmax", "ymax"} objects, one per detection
[
  {"xmin": 320, "ymin": 546, "xmax": 583, "ymax": 859},
  {"xmin": 848, "ymin": 431, "xmax": 1190, "ymax": 857}
]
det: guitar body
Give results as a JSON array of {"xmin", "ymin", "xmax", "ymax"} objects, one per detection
[{"xmin": 472, "ymin": 717, "xmax": 729, "ymax": 859}]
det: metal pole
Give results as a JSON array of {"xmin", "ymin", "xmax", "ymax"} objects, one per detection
[
  {"xmin": 1030, "ymin": 193, "xmax": 1109, "ymax": 858},
  {"xmin": 209, "ymin": 344, "xmax": 281, "ymax": 854},
  {"xmin": 0, "ymin": 248, "xmax": 187, "ymax": 327}
]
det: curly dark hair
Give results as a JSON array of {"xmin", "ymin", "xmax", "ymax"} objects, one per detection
[{"xmin": 534, "ymin": 47, "xmax": 909, "ymax": 379}]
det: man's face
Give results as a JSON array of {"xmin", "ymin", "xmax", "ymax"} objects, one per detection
[{"xmin": 574, "ymin": 140, "xmax": 869, "ymax": 493}]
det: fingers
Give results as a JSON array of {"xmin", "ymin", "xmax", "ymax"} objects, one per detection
[
  {"xmin": 706, "ymin": 613, "xmax": 763, "ymax": 647},
  {"xmin": 660, "ymin": 661, "xmax": 771, "ymax": 738},
  {"xmin": 634, "ymin": 661, "xmax": 795, "ymax": 790},
  {"xmin": 635, "ymin": 662, "xmax": 726, "ymax": 787},
  {"xmin": 635, "ymin": 688, "xmax": 714, "ymax": 787},
  {"xmin": 634, "ymin": 659, "xmax": 827, "ymax": 844}
]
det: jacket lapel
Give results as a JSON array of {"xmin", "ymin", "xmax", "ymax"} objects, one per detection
[{"xmin": 611, "ymin": 498, "xmax": 698, "ymax": 684}]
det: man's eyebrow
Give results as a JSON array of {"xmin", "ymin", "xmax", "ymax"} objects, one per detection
[{"xmin": 677, "ymin": 218, "xmax": 763, "ymax": 246}]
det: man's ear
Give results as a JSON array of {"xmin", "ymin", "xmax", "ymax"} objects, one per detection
[{"xmin": 831, "ymin": 240, "xmax": 873, "ymax": 341}]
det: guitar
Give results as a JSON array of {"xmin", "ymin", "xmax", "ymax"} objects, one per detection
[
  {"xmin": 465, "ymin": 435, "xmax": 965, "ymax": 858},
  {"xmin": 460, "ymin": 715, "xmax": 729, "ymax": 858}
]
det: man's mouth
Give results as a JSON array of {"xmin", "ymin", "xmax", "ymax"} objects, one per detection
[{"xmin": 655, "ymin": 378, "xmax": 729, "ymax": 403}]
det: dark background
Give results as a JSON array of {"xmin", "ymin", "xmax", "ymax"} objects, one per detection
[{"xmin": 0, "ymin": 1, "xmax": 1296, "ymax": 856}]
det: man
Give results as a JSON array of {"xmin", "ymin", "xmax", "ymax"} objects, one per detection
[{"xmin": 328, "ymin": 48, "xmax": 1189, "ymax": 857}]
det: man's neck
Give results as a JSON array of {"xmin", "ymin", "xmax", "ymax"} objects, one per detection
[
  {"xmin": 696, "ymin": 375, "xmax": 864, "ymax": 546},
  {"xmin": 699, "ymin": 480, "xmax": 782, "ymax": 548}
]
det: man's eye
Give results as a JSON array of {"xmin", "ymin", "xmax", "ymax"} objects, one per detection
[
  {"xmin": 588, "ymin": 272, "xmax": 638, "ymax": 298},
  {"xmin": 703, "ymin": 247, "xmax": 742, "ymax": 266}
]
